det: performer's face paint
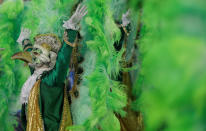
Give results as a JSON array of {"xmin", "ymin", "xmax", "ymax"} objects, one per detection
[{"xmin": 31, "ymin": 45, "xmax": 51, "ymax": 68}]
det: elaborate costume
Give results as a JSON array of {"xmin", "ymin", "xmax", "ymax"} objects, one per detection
[
  {"xmin": 12, "ymin": 4, "xmax": 87, "ymax": 131},
  {"xmin": 11, "ymin": 3, "xmax": 137, "ymax": 130}
]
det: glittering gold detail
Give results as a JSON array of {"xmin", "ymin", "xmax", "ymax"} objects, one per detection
[
  {"xmin": 41, "ymin": 43, "xmax": 52, "ymax": 51},
  {"xmin": 26, "ymin": 80, "xmax": 44, "ymax": 131},
  {"xmin": 35, "ymin": 34, "xmax": 61, "ymax": 45},
  {"xmin": 26, "ymin": 80, "xmax": 72, "ymax": 131},
  {"xmin": 59, "ymin": 86, "xmax": 73, "ymax": 131},
  {"xmin": 64, "ymin": 37, "xmax": 76, "ymax": 47},
  {"xmin": 34, "ymin": 33, "xmax": 62, "ymax": 53}
]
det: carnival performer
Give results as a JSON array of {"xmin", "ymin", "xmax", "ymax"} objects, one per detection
[{"xmin": 12, "ymin": 4, "xmax": 87, "ymax": 131}]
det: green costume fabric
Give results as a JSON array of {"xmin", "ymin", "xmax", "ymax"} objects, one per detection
[{"xmin": 21, "ymin": 29, "xmax": 77, "ymax": 131}]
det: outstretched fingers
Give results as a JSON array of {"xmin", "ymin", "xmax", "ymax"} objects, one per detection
[
  {"xmin": 76, "ymin": 4, "xmax": 81, "ymax": 13},
  {"xmin": 25, "ymin": 29, "xmax": 29, "ymax": 34},
  {"xmin": 124, "ymin": 9, "xmax": 131, "ymax": 19},
  {"xmin": 126, "ymin": 9, "xmax": 130, "ymax": 16},
  {"xmin": 79, "ymin": 5, "xmax": 86, "ymax": 14},
  {"xmin": 21, "ymin": 27, "xmax": 25, "ymax": 32},
  {"xmin": 21, "ymin": 27, "xmax": 31, "ymax": 34},
  {"xmin": 83, "ymin": 10, "xmax": 88, "ymax": 17},
  {"xmin": 79, "ymin": 6, "xmax": 88, "ymax": 18},
  {"xmin": 28, "ymin": 29, "xmax": 31, "ymax": 34}
]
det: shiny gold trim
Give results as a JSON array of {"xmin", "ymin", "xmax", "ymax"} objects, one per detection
[
  {"xmin": 26, "ymin": 80, "xmax": 72, "ymax": 131},
  {"xmin": 35, "ymin": 33, "xmax": 62, "ymax": 47},
  {"xmin": 41, "ymin": 43, "xmax": 52, "ymax": 51},
  {"xmin": 59, "ymin": 86, "xmax": 73, "ymax": 131},
  {"xmin": 64, "ymin": 37, "xmax": 76, "ymax": 47},
  {"xmin": 26, "ymin": 80, "xmax": 44, "ymax": 131}
]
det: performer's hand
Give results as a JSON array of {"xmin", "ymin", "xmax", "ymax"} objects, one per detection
[
  {"xmin": 63, "ymin": 4, "xmax": 88, "ymax": 30},
  {"xmin": 122, "ymin": 10, "xmax": 131, "ymax": 27},
  {"xmin": 17, "ymin": 28, "xmax": 31, "ymax": 45}
]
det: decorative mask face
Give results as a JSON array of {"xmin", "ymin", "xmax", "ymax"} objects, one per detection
[
  {"xmin": 31, "ymin": 45, "xmax": 51, "ymax": 68},
  {"xmin": 12, "ymin": 34, "xmax": 60, "ymax": 70}
]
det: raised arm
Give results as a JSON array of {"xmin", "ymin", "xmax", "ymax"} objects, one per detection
[{"xmin": 42, "ymin": 4, "xmax": 87, "ymax": 86}]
